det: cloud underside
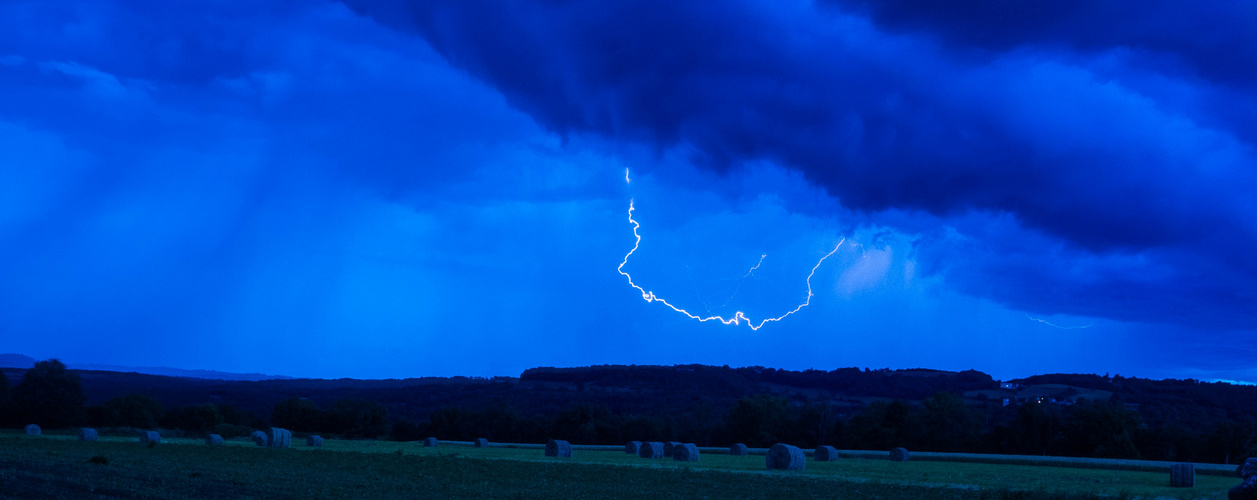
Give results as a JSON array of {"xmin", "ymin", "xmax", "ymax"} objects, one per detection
[{"xmin": 338, "ymin": 0, "xmax": 1257, "ymax": 330}]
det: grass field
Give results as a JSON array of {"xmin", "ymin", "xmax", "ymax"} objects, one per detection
[{"xmin": 0, "ymin": 432, "xmax": 1238, "ymax": 499}]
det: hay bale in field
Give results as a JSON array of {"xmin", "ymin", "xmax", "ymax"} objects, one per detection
[
  {"xmin": 890, "ymin": 447, "xmax": 910, "ymax": 462},
  {"xmin": 815, "ymin": 445, "xmax": 838, "ymax": 462},
  {"xmin": 474, "ymin": 438, "xmax": 489, "ymax": 448},
  {"xmin": 1241, "ymin": 457, "xmax": 1257, "ymax": 479},
  {"xmin": 79, "ymin": 428, "xmax": 98, "ymax": 441},
  {"xmin": 673, "ymin": 443, "xmax": 699, "ymax": 462},
  {"xmin": 251, "ymin": 430, "xmax": 268, "ymax": 447},
  {"xmin": 24, "ymin": 424, "xmax": 41, "ymax": 436},
  {"xmin": 545, "ymin": 439, "xmax": 572, "ymax": 458},
  {"xmin": 1170, "ymin": 463, "xmax": 1194, "ymax": 487},
  {"xmin": 730, "ymin": 443, "xmax": 748, "ymax": 456},
  {"xmin": 663, "ymin": 441, "xmax": 681, "ymax": 457},
  {"xmin": 139, "ymin": 430, "xmax": 161, "ymax": 443},
  {"xmin": 206, "ymin": 434, "xmax": 224, "ymax": 446},
  {"xmin": 307, "ymin": 435, "xmax": 323, "ymax": 447},
  {"xmin": 639, "ymin": 441, "xmax": 664, "ymax": 459},
  {"xmin": 424, "ymin": 437, "xmax": 438, "ymax": 447},
  {"xmin": 625, "ymin": 441, "xmax": 641, "ymax": 454},
  {"xmin": 766, "ymin": 443, "xmax": 805, "ymax": 471},
  {"xmin": 267, "ymin": 427, "xmax": 292, "ymax": 449},
  {"xmin": 1231, "ymin": 476, "xmax": 1257, "ymax": 500}
]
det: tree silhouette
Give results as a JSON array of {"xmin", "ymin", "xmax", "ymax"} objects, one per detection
[
  {"xmin": 919, "ymin": 392, "xmax": 981, "ymax": 452},
  {"xmin": 12, "ymin": 359, "xmax": 86, "ymax": 428},
  {"xmin": 1014, "ymin": 399, "xmax": 1063, "ymax": 456},
  {"xmin": 102, "ymin": 394, "xmax": 166, "ymax": 428},
  {"xmin": 845, "ymin": 400, "xmax": 918, "ymax": 450},
  {"xmin": 272, "ymin": 398, "xmax": 325, "ymax": 432},
  {"xmin": 163, "ymin": 403, "xmax": 225, "ymax": 433},
  {"xmin": 328, "ymin": 399, "xmax": 391, "ymax": 438},
  {"xmin": 551, "ymin": 404, "xmax": 612, "ymax": 444},
  {"xmin": 1063, "ymin": 400, "xmax": 1142, "ymax": 459},
  {"xmin": 726, "ymin": 395, "xmax": 790, "ymax": 447},
  {"xmin": 1207, "ymin": 418, "xmax": 1257, "ymax": 465},
  {"xmin": 0, "ymin": 370, "xmax": 10, "ymax": 425}
]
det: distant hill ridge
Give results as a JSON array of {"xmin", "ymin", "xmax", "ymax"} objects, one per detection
[
  {"xmin": 4, "ymin": 359, "xmax": 1257, "ymax": 434},
  {"xmin": 0, "ymin": 353, "xmax": 292, "ymax": 381},
  {"xmin": 6, "ymin": 360, "xmax": 1255, "ymax": 464},
  {"xmin": 1, "ymin": 362, "xmax": 1008, "ymax": 423},
  {"xmin": 0, "ymin": 353, "xmax": 35, "ymax": 369}
]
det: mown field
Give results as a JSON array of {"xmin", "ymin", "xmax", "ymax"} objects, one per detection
[{"xmin": 0, "ymin": 432, "xmax": 1239, "ymax": 499}]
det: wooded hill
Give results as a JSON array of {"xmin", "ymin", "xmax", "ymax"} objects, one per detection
[
  {"xmin": 3, "ymin": 363, "xmax": 1256, "ymax": 463},
  {"xmin": 7, "ymin": 364, "xmax": 1003, "ymax": 423}
]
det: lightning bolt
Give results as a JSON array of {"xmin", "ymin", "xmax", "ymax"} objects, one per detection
[
  {"xmin": 709, "ymin": 253, "xmax": 768, "ymax": 311},
  {"xmin": 743, "ymin": 254, "xmax": 767, "ymax": 277},
  {"xmin": 684, "ymin": 253, "xmax": 768, "ymax": 313},
  {"xmin": 1026, "ymin": 315, "xmax": 1095, "ymax": 329},
  {"xmin": 618, "ymin": 199, "xmax": 843, "ymax": 330}
]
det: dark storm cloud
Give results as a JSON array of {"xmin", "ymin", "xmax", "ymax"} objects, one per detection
[
  {"xmin": 340, "ymin": 0, "xmax": 1257, "ymax": 328},
  {"xmin": 910, "ymin": 212, "xmax": 1257, "ymax": 330},
  {"xmin": 827, "ymin": 0, "xmax": 1257, "ymax": 90},
  {"xmin": 0, "ymin": 0, "xmax": 295, "ymax": 85}
]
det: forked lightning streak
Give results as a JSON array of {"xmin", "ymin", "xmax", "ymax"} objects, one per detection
[
  {"xmin": 617, "ymin": 199, "xmax": 842, "ymax": 330},
  {"xmin": 1026, "ymin": 315, "xmax": 1095, "ymax": 329}
]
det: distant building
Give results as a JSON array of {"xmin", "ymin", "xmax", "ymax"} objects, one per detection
[{"xmin": 1000, "ymin": 382, "xmax": 1021, "ymax": 390}]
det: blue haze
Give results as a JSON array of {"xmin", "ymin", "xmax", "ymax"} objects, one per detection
[{"xmin": 0, "ymin": 0, "xmax": 1253, "ymax": 382}]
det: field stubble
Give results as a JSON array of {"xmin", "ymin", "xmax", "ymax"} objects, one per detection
[{"xmin": 0, "ymin": 432, "xmax": 1234, "ymax": 499}]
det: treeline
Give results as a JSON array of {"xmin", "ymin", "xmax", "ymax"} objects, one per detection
[
  {"xmin": 377, "ymin": 393, "xmax": 1257, "ymax": 465},
  {"xmin": 1012, "ymin": 373, "xmax": 1257, "ymax": 427},
  {"xmin": 519, "ymin": 365, "xmax": 996, "ymax": 401},
  {"xmin": 0, "ymin": 360, "xmax": 395, "ymax": 439},
  {"xmin": 4, "ymin": 360, "xmax": 1257, "ymax": 465}
]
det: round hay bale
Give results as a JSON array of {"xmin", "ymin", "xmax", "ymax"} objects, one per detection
[
  {"xmin": 673, "ymin": 443, "xmax": 699, "ymax": 462},
  {"xmin": 139, "ymin": 430, "xmax": 161, "ymax": 443},
  {"xmin": 815, "ymin": 445, "xmax": 839, "ymax": 462},
  {"xmin": 266, "ymin": 427, "xmax": 292, "ymax": 449},
  {"xmin": 639, "ymin": 441, "xmax": 665, "ymax": 459},
  {"xmin": 206, "ymin": 434, "xmax": 224, "ymax": 446},
  {"xmin": 24, "ymin": 424, "xmax": 41, "ymax": 436},
  {"xmin": 545, "ymin": 439, "xmax": 572, "ymax": 458},
  {"xmin": 730, "ymin": 443, "xmax": 749, "ymax": 456},
  {"xmin": 1241, "ymin": 457, "xmax": 1257, "ymax": 479},
  {"xmin": 1232, "ymin": 475, "xmax": 1257, "ymax": 499},
  {"xmin": 1169, "ymin": 463, "xmax": 1194, "ymax": 488},
  {"xmin": 424, "ymin": 437, "xmax": 438, "ymax": 447},
  {"xmin": 890, "ymin": 447, "xmax": 910, "ymax": 462},
  {"xmin": 625, "ymin": 441, "xmax": 641, "ymax": 454},
  {"xmin": 766, "ymin": 443, "xmax": 805, "ymax": 471},
  {"xmin": 473, "ymin": 438, "xmax": 489, "ymax": 448},
  {"xmin": 251, "ymin": 430, "xmax": 268, "ymax": 447},
  {"xmin": 79, "ymin": 428, "xmax": 98, "ymax": 441},
  {"xmin": 663, "ymin": 441, "xmax": 681, "ymax": 457},
  {"xmin": 307, "ymin": 435, "xmax": 323, "ymax": 447}
]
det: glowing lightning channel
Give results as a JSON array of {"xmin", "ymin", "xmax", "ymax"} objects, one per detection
[
  {"xmin": 618, "ymin": 199, "xmax": 843, "ymax": 330},
  {"xmin": 625, "ymin": 168, "xmax": 631, "ymax": 184},
  {"xmin": 709, "ymin": 253, "xmax": 768, "ymax": 311},
  {"xmin": 1026, "ymin": 315, "xmax": 1095, "ymax": 329},
  {"xmin": 743, "ymin": 254, "xmax": 767, "ymax": 277}
]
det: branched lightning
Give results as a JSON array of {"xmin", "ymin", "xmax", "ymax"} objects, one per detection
[
  {"xmin": 710, "ymin": 253, "xmax": 768, "ymax": 310},
  {"xmin": 618, "ymin": 199, "xmax": 842, "ymax": 330},
  {"xmin": 743, "ymin": 254, "xmax": 767, "ymax": 277},
  {"xmin": 1026, "ymin": 315, "xmax": 1095, "ymax": 329}
]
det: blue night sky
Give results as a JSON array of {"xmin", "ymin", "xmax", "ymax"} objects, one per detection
[{"xmin": 2, "ymin": 0, "xmax": 1254, "ymax": 382}]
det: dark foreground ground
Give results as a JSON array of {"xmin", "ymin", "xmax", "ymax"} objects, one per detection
[{"xmin": 0, "ymin": 434, "xmax": 1233, "ymax": 499}]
